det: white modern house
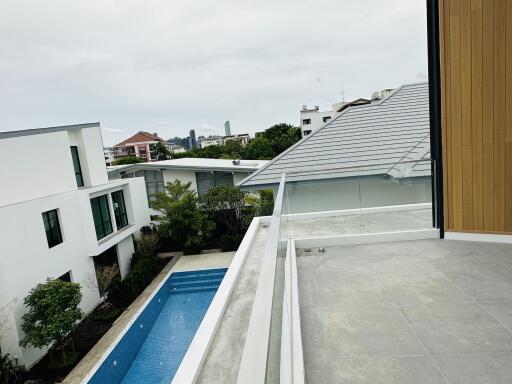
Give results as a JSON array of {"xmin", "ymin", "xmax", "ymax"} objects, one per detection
[
  {"xmin": 107, "ymin": 158, "xmax": 268, "ymax": 199},
  {"xmin": 0, "ymin": 123, "xmax": 150, "ymax": 369}
]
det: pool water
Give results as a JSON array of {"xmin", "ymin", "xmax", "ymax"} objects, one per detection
[{"xmin": 88, "ymin": 268, "xmax": 227, "ymax": 384}]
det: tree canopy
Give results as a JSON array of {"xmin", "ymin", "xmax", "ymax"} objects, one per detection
[
  {"xmin": 152, "ymin": 142, "xmax": 171, "ymax": 161},
  {"xmin": 150, "ymin": 180, "xmax": 214, "ymax": 254},
  {"xmin": 112, "ymin": 156, "xmax": 144, "ymax": 165},
  {"xmin": 172, "ymin": 122, "xmax": 301, "ymax": 161},
  {"xmin": 20, "ymin": 279, "xmax": 83, "ymax": 349}
]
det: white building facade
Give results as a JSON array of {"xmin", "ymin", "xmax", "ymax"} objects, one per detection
[
  {"xmin": 108, "ymin": 158, "xmax": 268, "ymax": 199},
  {"xmin": 0, "ymin": 123, "xmax": 150, "ymax": 369},
  {"xmin": 299, "ymin": 105, "xmax": 334, "ymax": 137},
  {"xmin": 200, "ymin": 136, "xmax": 224, "ymax": 148}
]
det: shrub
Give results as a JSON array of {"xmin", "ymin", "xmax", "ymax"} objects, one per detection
[
  {"xmin": 219, "ymin": 235, "xmax": 243, "ymax": 252},
  {"xmin": 133, "ymin": 233, "xmax": 160, "ymax": 261},
  {"xmin": 0, "ymin": 354, "xmax": 21, "ymax": 384},
  {"xmin": 257, "ymin": 189, "xmax": 274, "ymax": 216},
  {"xmin": 151, "ymin": 180, "xmax": 214, "ymax": 252},
  {"xmin": 107, "ymin": 234, "xmax": 165, "ymax": 309}
]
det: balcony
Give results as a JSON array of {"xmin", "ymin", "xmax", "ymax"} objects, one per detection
[{"xmin": 169, "ymin": 159, "xmax": 512, "ymax": 384}]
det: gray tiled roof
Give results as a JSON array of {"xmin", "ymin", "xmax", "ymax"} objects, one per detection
[{"xmin": 240, "ymin": 82, "xmax": 430, "ymax": 188}]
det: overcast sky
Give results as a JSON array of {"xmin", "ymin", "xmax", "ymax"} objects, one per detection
[{"xmin": 0, "ymin": 0, "xmax": 428, "ymax": 146}]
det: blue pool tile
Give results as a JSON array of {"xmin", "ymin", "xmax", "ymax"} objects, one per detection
[{"xmin": 88, "ymin": 268, "xmax": 227, "ymax": 384}]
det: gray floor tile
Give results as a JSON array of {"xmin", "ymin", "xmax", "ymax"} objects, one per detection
[
  {"xmin": 331, "ymin": 356, "xmax": 446, "ymax": 384},
  {"xmin": 383, "ymin": 272, "xmax": 470, "ymax": 305},
  {"xmin": 401, "ymin": 302, "xmax": 512, "ymax": 354},
  {"xmin": 443, "ymin": 264, "xmax": 512, "ymax": 300},
  {"xmin": 433, "ymin": 352, "xmax": 512, "ymax": 384},
  {"xmin": 301, "ymin": 304, "xmax": 425, "ymax": 358},
  {"xmin": 479, "ymin": 300, "xmax": 512, "ymax": 330}
]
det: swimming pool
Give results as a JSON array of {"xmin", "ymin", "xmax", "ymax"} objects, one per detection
[{"xmin": 87, "ymin": 268, "xmax": 228, "ymax": 384}]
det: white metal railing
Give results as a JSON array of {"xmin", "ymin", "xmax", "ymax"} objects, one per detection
[
  {"xmin": 280, "ymin": 239, "xmax": 305, "ymax": 384},
  {"xmin": 236, "ymin": 173, "xmax": 286, "ymax": 384}
]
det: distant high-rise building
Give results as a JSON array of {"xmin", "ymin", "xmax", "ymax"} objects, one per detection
[
  {"xmin": 224, "ymin": 121, "xmax": 231, "ymax": 136},
  {"xmin": 189, "ymin": 129, "xmax": 197, "ymax": 149}
]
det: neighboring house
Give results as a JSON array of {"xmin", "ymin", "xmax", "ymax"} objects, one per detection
[
  {"xmin": 108, "ymin": 158, "xmax": 268, "ymax": 200},
  {"xmin": 200, "ymin": 135, "xmax": 224, "ymax": 148},
  {"xmin": 224, "ymin": 133, "xmax": 250, "ymax": 146},
  {"xmin": 300, "ymin": 98, "xmax": 370, "ymax": 137},
  {"xmin": 104, "ymin": 147, "xmax": 115, "ymax": 166},
  {"xmin": 0, "ymin": 123, "xmax": 150, "ymax": 369},
  {"xmin": 240, "ymin": 82, "xmax": 431, "ymax": 213},
  {"xmin": 113, "ymin": 131, "xmax": 170, "ymax": 162}
]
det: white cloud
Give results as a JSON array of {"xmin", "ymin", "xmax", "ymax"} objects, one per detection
[
  {"xmin": 0, "ymin": 0, "xmax": 428, "ymax": 145},
  {"xmin": 101, "ymin": 126, "xmax": 124, "ymax": 134}
]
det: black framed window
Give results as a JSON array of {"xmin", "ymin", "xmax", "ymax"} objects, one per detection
[
  {"xmin": 42, "ymin": 209, "xmax": 63, "ymax": 248},
  {"xmin": 195, "ymin": 171, "xmax": 234, "ymax": 196},
  {"xmin": 70, "ymin": 146, "xmax": 84, "ymax": 187},
  {"xmin": 111, "ymin": 190, "xmax": 128, "ymax": 229},
  {"xmin": 302, "ymin": 119, "xmax": 311, "ymax": 125},
  {"xmin": 90, "ymin": 195, "xmax": 113, "ymax": 240},
  {"xmin": 323, "ymin": 116, "xmax": 331, "ymax": 123},
  {"xmin": 122, "ymin": 170, "xmax": 164, "ymax": 201},
  {"xmin": 58, "ymin": 271, "xmax": 72, "ymax": 282}
]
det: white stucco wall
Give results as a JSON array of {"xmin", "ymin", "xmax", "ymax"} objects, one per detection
[
  {"xmin": 162, "ymin": 169, "xmax": 199, "ymax": 192},
  {"xmin": 0, "ymin": 131, "xmax": 77, "ymax": 207},
  {"xmin": 0, "ymin": 126, "xmax": 108, "ymax": 208},
  {"xmin": 283, "ymin": 178, "xmax": 432, "ymax": 214}
]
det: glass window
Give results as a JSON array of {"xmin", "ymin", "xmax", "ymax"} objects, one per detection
[
  {"xmin": 70, "ymin": 146, "xmax": 84, "ymax": 187},
  {"xmin": 90, "ymin": 195, "xmax": 113, "ymax": 240},
  {"xmin": 111, "ymin": 190, "xmax": 129, "ymax": 229},
  {"xmin": 42, "ymin": 209, "xmax": 63, "ymax": 248},
  {"xmin": 195, "ymin": 171, "xmax": 234, "ymax": 196},
  {"xmin": 58, "ymin": 271, "xmax": 72, "ymax": 282},
  {"xmin": 122, "ymin": 170, "xmax": 165, "ymax": 202},
  {"xmin": 323, "ymin": 116, "xmax": 331, "ymax": 122},
  {"xmin": 302, "ymin": 119, "xmax": 311, "ymax": 125}
]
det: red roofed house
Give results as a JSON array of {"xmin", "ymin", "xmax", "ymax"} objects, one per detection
[{"xmin": 113, "ymin": 131, "xmax": 169, "ymax": 162}]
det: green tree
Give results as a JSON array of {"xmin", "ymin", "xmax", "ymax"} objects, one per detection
[
  {"xmin": 112, "ymin": 156, "xmax": 144, "ymax": 165},
  {"xmin": 200, "ymin": 185, "xmax": 250, "ymax": 236},
  {"xmin": 261, "ymin": 123, "xmax": 301, "ymax": 155},
  {"xmin": 152, "ymin": 142, "xmax": 172, "ymax": 161},
  {"xmin": 243, "ymin": 137, "xmax": 275, "ymax": 159},
  {"xmin": 222, "ymin": 140, "xmax": 245, "ymax": 159},
  {"xmin": 151, "ymin": 180, "xmax": 214, "ymax": 254},
  {"xmin": 20, "ymin": 279, "xmax": 83, "ymax": 351}
]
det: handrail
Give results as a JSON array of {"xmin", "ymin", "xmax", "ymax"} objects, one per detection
[
  {"xmin": 280, "ymin": 240, "xmax": 305, "ymax": 384},
  {"xmin": 236, "ymin": 173, "xmax": 286, "ymax": 384},
  {"xmin": 285, "ymin": 158, "xmax": 431, "ymax": 175}
]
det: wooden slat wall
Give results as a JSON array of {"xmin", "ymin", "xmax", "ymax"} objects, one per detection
[{"xmin": 440, "ymin": 0, "xmax": 512, "ymax": 234}]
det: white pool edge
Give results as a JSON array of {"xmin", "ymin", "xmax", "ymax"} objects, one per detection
[{"xmin": 171, "ymin": 216, "xmax": 265, "ymax": 384}]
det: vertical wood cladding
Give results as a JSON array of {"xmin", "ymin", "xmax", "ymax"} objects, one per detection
[{"xmin": 440, "ymin": 0, "xmax": 512, "ymax": 233}]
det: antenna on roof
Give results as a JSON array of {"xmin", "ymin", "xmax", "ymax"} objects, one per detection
[{"xmin": 340, "ymin": 85, "xmax": 345, "ymax": 102}]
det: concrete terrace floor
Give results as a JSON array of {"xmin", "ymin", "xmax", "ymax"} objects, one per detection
[
  {"xmin": 298, "ymin": 239, "xmax": 512, "ymax": 384},
  {"xmin": 197, "ymin": 224, "xmax": 269, "ymax": 383},
  {"xmin": 281, "ymin": 207, "xmax": 432, "ymax": 238}
]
